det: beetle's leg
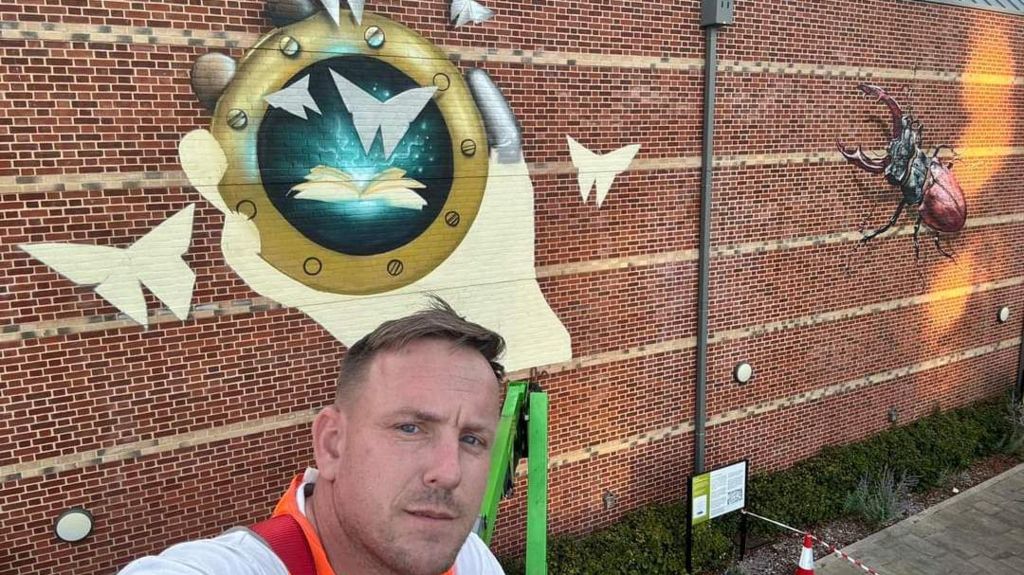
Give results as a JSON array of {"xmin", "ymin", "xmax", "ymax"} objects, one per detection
[
  {"xmin": 843, "ymin": 238, "xmax": 865, "ymax": 277},
  {"xmin": 932, "ymin": 232, "xmax": 957, "ymax": 261},
  {"xmin": 862, "ymin": 200, "xmax": 906, "ymax": 242},
  {"xmin": 931, "ymin": 144, "xmax": 957, "ymax": 159},
  {"xmin": 912, "ymin": 217, "xmax": 922, "ymax": 261},
  {"xmin": 931, "ymin": 144, "xmax": 959, "ymax": 169},
  {"xmin": 911, "ymin": 217, "xmax": 928, "ymax": 287},
  {"xmin": 914, "ymin": 257, "xmax": 927, "ymax": 291}
]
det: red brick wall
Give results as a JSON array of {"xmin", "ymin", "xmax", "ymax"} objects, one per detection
[{"xmin": 2, "ymin": 1, "xmax": 1023, "ymax": 572}]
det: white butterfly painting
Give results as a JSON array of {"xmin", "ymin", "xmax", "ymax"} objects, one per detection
[
  {"xmin": 320, "ymin": 0, "xmax": 365, "ymax": 25},
  {"xmin": 330, "ymin": 70, "xmax": 438, "ymax": 160},
  {"xmin": 566, "ymin": 136, "xmax": 640, "ymax": 208},
  {"xmin": 450, "ymin": 0, "xmax": 494, "ymax": 27},
  {"xmin": 18, "ymin": 205, "xmax": 197, "ymax": 327},
  {"xmin": 264, "ymin": 75, "xmax": 321, "ymax": 120}
]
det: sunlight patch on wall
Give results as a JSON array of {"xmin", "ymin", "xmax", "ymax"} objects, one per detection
[
  {"xmin": 926, "ymin": 250, "xmax": 975, "ymax": 336},
  {"xmin": 957, "ymin": 16, "xmax": 1015, "ymax": 201}
]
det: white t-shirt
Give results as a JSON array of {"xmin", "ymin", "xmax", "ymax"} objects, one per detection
[{"xmin": 119, "ymin": 470, "xmax": 505, "ymax": 575}]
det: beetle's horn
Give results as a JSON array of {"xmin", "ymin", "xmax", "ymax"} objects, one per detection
[
  {"xmin": 858, "ymin": 84, "xmax": 903, "ymax": 139},
  {"xmin": 836, "ymin": 140, "xmax": 888, "ymax": 173}
]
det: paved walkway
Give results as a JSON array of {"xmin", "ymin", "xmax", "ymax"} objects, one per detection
[{"xmin": 816, "ymin": 463, "xmax": 1024, "ymax": 575}]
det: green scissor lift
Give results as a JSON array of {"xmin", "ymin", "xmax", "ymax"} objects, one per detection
[{"xmin": 477, "ymin": 380, "xmax": 548, "ymax": 574}]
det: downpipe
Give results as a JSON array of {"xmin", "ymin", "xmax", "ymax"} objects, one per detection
[{"xmin": 694, "ymin": 24, "xmax": 719, "ymax": 475}]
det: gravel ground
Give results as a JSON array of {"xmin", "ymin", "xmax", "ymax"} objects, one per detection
[{"xmin": 726, "ymin": 453, "xmax": 1021, "ymax": 575}]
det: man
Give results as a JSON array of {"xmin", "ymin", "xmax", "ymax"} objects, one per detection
[{"xmin": 121, "ymin": 299, "xmax": 507, "ymax": 574}]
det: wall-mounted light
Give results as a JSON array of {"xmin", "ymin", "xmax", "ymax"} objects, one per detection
[
  {"xmin": 888, "ymin": 406, "xmax": 899, "ymax": 424},
  {"xmin": 55, "ymin": 508, "xmax": 94, "ymax": 543},
  {"xmin": 602, "ymin": 490, "xmax": 618, "ymax": 510},
  {"xmin": 998, "ymin": 306, "xmax": 1011, "ymax": 323},
  {"xmin": 733, "ymin": 362, "xmax": 753, "ymax": 384}
]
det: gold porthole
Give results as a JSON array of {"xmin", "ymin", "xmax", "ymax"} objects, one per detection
[{"xmin": 210, "ymin": 13, "xmax": 488, "ymax": 295}]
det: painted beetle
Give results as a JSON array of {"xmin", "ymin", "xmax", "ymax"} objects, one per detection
[{"xmin": 837, "ymin": 84, "xmax": 966, "ymax": 258}]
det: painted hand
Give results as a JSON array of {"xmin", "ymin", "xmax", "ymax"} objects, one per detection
[{"xmin": 179, "ymin": 9, "xmax": 569, "ymax": 372}]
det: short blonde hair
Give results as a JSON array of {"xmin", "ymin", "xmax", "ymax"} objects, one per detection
[{"xmin": 335, "ymin": 297, "xmax": 505, "ymax": 403}]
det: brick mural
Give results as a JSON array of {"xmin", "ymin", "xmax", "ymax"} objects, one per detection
[{"xmin": 2, "ymin": 1, "xmax": 1023, "ymax": 573}]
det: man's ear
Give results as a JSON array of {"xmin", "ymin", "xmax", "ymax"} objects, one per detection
[{"xmin": 312, "ymin": 404, "xmax": 347, "ymax": 481}]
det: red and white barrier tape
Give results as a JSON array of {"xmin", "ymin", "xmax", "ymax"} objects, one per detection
[{"xmin": 741, "ymin": 510, "xmax": 882, "ymax": 575}]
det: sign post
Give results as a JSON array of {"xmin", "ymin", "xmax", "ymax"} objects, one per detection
[{"xmin": 685, "ymin": 460, "xmax": 748, "ymax": 573}]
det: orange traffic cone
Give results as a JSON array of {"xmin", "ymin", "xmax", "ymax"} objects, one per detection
[{"xmin": 795, "ymin": 533, "xmax": 815, "ymax": 574}]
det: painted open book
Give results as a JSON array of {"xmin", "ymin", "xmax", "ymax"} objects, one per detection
[{"xmin": 288, "ymin": 165, "xmax": 427, "ymax": 211}]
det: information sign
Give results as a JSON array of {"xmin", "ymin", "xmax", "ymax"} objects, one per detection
[{"xmin": 689, "ymin": 460, "xmax": 747, "ymax": 525}]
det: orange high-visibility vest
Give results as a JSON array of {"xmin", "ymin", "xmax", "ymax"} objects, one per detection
[{"xmin": 270, "ymin": 473, "xmax": 456, "ymax": 575}]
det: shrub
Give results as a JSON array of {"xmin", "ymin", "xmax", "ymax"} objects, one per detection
[
  {"xmin": 843, "ymin": 466, "xmax": 918, "ymax": 526},
  {"xmin": 501, "ymin": 503, "xmax": 732, "ymax": 574},
  {"xmin": 997, "ymin": 398, "xmax": 1024, "ymax": 456},
  {"xmin": 746, "ymin": 396, "xmax": 1010, "ymax": 537},
  {"xmin": 499, "ymin": 395, "xmax": 1013, "ymax": 573}
]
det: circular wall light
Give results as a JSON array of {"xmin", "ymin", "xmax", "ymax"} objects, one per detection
[
  {"xmin": 55, "ymin": 508, "xmax": 94, "ymax": 543},
  {"xmin": 998, "ymin": 306, "xmax": 1011, "ymax": 323},
  {"xmin": 733, "ymin": 362, "xmax": 754, "ymax": 384}
]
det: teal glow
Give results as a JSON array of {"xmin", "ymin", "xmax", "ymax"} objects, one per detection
[{"xmin": 258, "ymin": 56, "xmax": 454, "ymax": 256}]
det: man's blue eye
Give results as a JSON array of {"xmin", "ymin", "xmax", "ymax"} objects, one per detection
[
  {"xmin": 398, "ymin": 424, "xmax": 419, "ymax": 434},
  {"xmin": 461, "ymin": 435, "xmax": 484, "ymax": 447}
]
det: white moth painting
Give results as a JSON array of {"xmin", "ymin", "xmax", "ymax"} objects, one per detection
[
  {"xmin": 450, "ymin": 0, "xmax": 494, "ymax": 27},
  {"xmin": 320, "ymin": 0, "xmax": 365, "ymax": 25},
  {"xmin": 566, "ymin": 136, "xmax": 640, "ymax": 208},
  {"xmin": 19, "ymin": 205, "xmax": 197, "ymax": 327},
  {"xmin": 264, "ymin": 75, "xmax": 321, "ymax": 120},
  {"xmin": 330, "ymin": 70, "xmax": 437, "ymax": 160}
]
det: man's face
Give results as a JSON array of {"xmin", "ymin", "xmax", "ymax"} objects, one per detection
[{"xmin": 316, "ymin": 337, "xmax": 500, "ymax": 575}]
